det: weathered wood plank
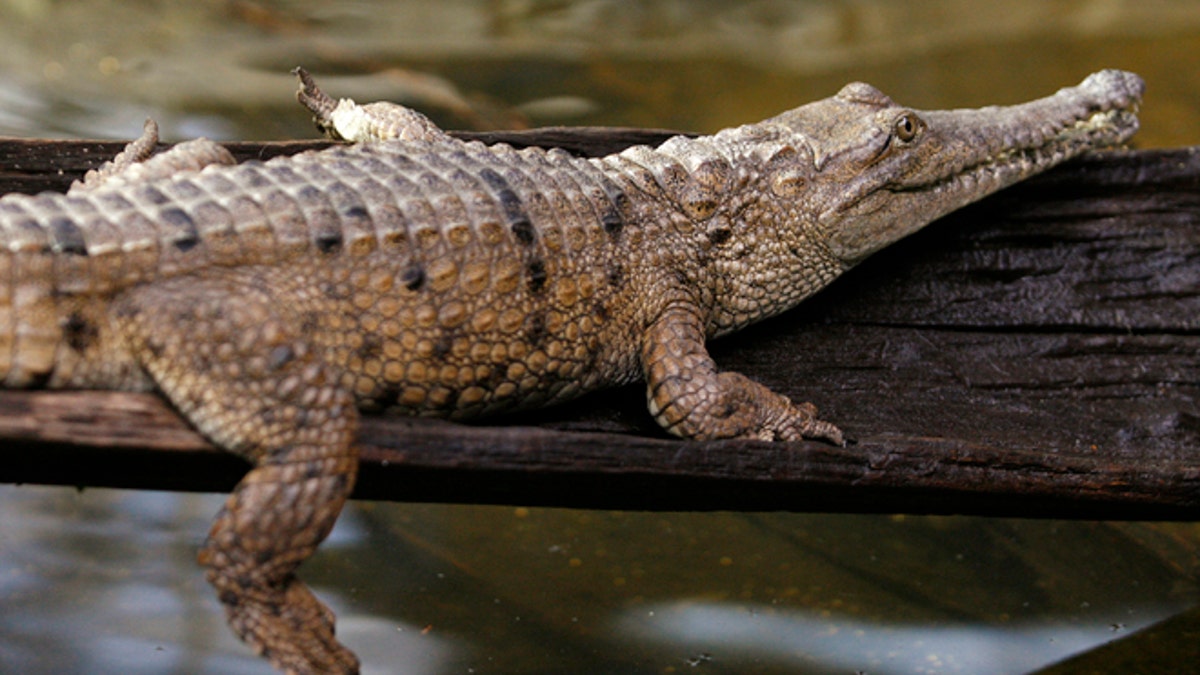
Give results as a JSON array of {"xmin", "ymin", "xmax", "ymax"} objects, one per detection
[{"xmin": 1, "ymin": 133, "xmax": 1197, "ymax": 518}]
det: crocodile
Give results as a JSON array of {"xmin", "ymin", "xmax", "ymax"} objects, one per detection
[{"xmin": 0, "ymin": 68, "xmax": 1142, "ymax": 673}]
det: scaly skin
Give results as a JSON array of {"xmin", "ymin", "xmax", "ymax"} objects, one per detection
[{"xmin": 0, "ymin": 68, "xmax": 1142, "ymax": 673}]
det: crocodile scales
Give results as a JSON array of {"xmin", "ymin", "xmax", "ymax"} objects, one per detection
[{"xmin": 0, "ymin": 69, "xmax": 1143, "ymax": 673}]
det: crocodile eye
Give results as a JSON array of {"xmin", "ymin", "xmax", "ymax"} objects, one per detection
[{"xmin": 893, "ymin": 112, "xmax": 922, "ymax": 142}]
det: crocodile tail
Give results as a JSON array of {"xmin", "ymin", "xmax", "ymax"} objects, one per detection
[
  {"xmin": 0, "ymin": 194, "xmax": 68, "ymax": 386},
  {"xmin": 0, "ymin": 183, "xmax": 217, "ymax": 388}
]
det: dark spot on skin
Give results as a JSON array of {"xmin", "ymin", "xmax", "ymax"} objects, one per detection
[
  {"xmin": 173, "ymin": 234, "xmax": 200, "ymax": 252},
  {"xmin": 527, "ymin": 259, "xmax": 547, "ymax": 293},
  {"xmin": 255, "ymin": 550, "xmax": 275, "ymax": 565},
  {"xmin": 527, "ymin": 312, "xmax": 547, "ymax": 345},
  {"xmin": 485, "ymin": 365, "xmax": 508, "ymax": 390},
  {"xmin": 357, "ymin": 334, "xmax": 383, "ymax": 360},
  {"xmin": 343, "ymin": 205, "xmax": 369, "ymax": 220},
  {"xmin": 319, "ymin": 282, "xmax": 347, "ymax": 300},
  {"xmin": 401, "ymin": 264, "xmax": 425, "ymax": 291},
  {"xmin": 510, "ymin": 218, "xmax": 536, "ymax": 246},
  {"xmin": 593, "ymin": 300, "xmax": 610, "ymax": 322},
  {"xmin": 601, "ymin": 205, "xmax": 623, "ymax": 238},
  {"xmin": 304, "ymin": 463, "xmax": 324, "ymax": 480},
  {"xmin": 708, "ymin": 227, "xmax": 732, "ymax": 246},
  {"xmin": 314, "ymin": 228, "xmax": 343, "ymax": 254},
  {"xmin": 479, "ymin": 168, "xmax": 536, "ymax": 245},
  {"xmin": 673, "ymin": 269, "xmax": 690, "ymax": 286},
  {"xmin": 611, "ymin": 193, "xmax": 631, "ymax": 229},
  {"xmin": 381, "ymin": 230, "xmax": 406, "ymax": 249},
  {"xmin": 612, "ymin": 190, "xmax": 631, "ymax": 213},
  {"xmin": 159, "ymin": 208, "xmax": 200, "ymax": 252},
  {"xmin": 300, "ymin": 312, "xmax": 320, "ymax": 333},
  {"xmin": 607, "ymin": 264, "xmax": 623, "ymax": 287},
  {"xmin": 478, "ymin": 167, "xmax": 510, "ymax": 192},
  {"xmin": 596, "ymin": 177, "xmax": 631, "ymax": 239},
  {"xmin": 433, "ymin": 335, "xmax": 453, "ymax": 359},
  {"xmin": 63, "ymin": 313, "xmax": 98, "ymax": 352},
  {"xmin": 267, "ymin": 345, "xmax": 295, "ymax": 371},
  {"xmin": 49, "ymin": 218, "xmax": 87, "ymax": 256}
]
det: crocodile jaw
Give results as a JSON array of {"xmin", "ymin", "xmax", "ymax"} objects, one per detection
[{"xmin": 892, "ymin": 106, "xmax": 1139, "ymax": 202}]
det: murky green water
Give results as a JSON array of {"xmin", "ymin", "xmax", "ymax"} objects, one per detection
[{"xmin": 1, "ymin": 2, "xmax": 1199, "ymax": 674}]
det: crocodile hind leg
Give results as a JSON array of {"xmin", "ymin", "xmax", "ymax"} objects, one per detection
[
  {"xmin": 72, "ymin": 118, "xmax": 236, "ymax": 191},
  {"xmin": 293, "ymin": 66, "xmax": 451, "ymax": 143},
  {"xmin": 112, "ymin": 272, "xmax": 360, "ymax": 674}
]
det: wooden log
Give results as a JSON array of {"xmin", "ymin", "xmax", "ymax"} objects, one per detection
[{"xmin": 1, "ymin": 131, "xmax": 1198, "ymax": 519}]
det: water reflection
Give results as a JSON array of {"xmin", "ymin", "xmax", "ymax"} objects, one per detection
[
  {"xmin": 622, "ymin": 602, "xmax": 1167, "ymax": 674},
  {"xmin": 0, "ymin": 1, "xmax": 1197, "ymax": 144},
  {"xmin": 347, "ymin": 505, "xmax": 1199, "ymax": 673},
  {"xmin": 2, "ymin": 486, "xmax": 1197, "ymax": 674}
]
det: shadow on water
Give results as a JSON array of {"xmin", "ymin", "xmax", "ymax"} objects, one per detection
[{"xmin": 1, "ymin": 1, "xmax": 1199, "ymax": 673}]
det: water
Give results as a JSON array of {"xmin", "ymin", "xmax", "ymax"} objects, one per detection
[
  {"xmin": 3, "ymin": 488, "xmax": 1197, "ymax": 674},
  {"xmin": 1, "ymin": 1, "xmax": 1199, "ymax": 673}
]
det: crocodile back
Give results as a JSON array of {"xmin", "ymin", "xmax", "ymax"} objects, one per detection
[{"xmin": 0, "ymin": 139, "xmax": 655, "ymax": 398}]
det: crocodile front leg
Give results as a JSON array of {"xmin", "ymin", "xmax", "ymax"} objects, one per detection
[
  {"xmin": 642, "ymin": 302, "xmax": 844, "ymax": 444},
  {"xmin": 113, "ymin": 272, "xmax": 360, "ymax": 675}
]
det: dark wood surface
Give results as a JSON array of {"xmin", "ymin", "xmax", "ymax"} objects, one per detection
[{"xmin": 1, "ymin": 131, "xmax": 1198, "ymax": 519}]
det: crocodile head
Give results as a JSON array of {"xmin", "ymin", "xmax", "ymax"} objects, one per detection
[{"xmin": 761, "ymin": 69, "xmax": 1143, "ymax": 267}]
